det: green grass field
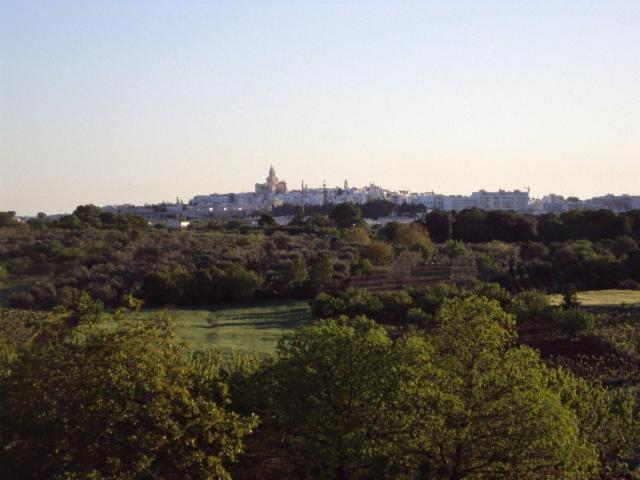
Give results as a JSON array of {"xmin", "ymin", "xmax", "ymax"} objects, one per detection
[
  {"xmin": 106, "ymin": 300, "xmax": 313, "ymax": 355},
  {"xmin": 548, "ymin": 290, "xmax": 640, "ymax": 307}
]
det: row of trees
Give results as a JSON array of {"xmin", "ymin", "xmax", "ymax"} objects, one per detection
[
  {"xmin": 2, "ymin": 295, "xmax": 638, "ymax": 478},
  {"xmin": 422, "ymin": 208, "xmax": 640, "ymax": 244}
]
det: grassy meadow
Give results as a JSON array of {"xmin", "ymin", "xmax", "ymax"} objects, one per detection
[
  {"xmin": 105, "ymin": 300, "xmax": 313, "ymax": 355},
  {"xmin": 548, "ymin": 289, "xmax": 640, "ymax": 307}
]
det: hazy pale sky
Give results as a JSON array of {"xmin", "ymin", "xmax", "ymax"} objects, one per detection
[{"xmin": 1, "ymin": 1, "xmax": 639, "ymax": 215}]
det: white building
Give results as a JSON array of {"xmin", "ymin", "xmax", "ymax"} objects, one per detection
[{"xmin": 470, "ymin": 189, "xmax": 529, "ymax": 211}]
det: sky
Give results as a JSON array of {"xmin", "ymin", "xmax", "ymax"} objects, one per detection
[{"xmin": 1, "ymin": 1, "xmax": 639, "ymax": 215}]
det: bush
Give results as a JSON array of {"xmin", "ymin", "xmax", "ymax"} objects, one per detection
[
  {"xmin": 379, "ymin": 290, "xmax": 413, "ymax": 321},
  {"xmin": 8, "ymin": 292, "xmax": 35, "ymax": 310},
  {"xmin": 406, "ymin": 307, "xmax": 432, "ymax": 327},
  {"xmin": 350, "ymin": 258, "xmax": 373, "ymax": 277},
  {"xmin": 343, "ymin": 288, "xmax": 383, "ymax": 318},
  {"xmin": 554, "ymin": 308, "xmax": 597, "ymax": 337},
  {"xmin": 311, "ymin": 292, "xmax": 345, "ymax": 319},
  {"xmin": 308, "ymin": 252, "xmax": 335, "ymax": 292},
  {"xmin": 221, "ymin": 264, "xmax": 263, "ymax": 301},
  {"xmin": 362, "ymin": 241, "xmax": 394, "ymax": 265},
  {"xmin": 508, "ymin": 290, "xmax": 553, "ymax": 324}
]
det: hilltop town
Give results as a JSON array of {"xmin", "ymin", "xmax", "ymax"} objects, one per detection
[{"xmin": 99, "ymin": 166, "xmax": 640, "ymax": 227}]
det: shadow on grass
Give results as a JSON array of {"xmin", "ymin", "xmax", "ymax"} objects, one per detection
[{"xmin": 204, "ymin": 307, "xmax": 313, "ymax": 331}]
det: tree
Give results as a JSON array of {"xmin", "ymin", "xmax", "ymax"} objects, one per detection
[
  {"xmin": 507, "ymin": 289, "xmax": 553, "ymax": 324},
  {"xmin": 341, "ymin": 226, "xmax": 371, "ymax": 245},
  {"xmin": 423, "ymin": 210, "xmax": 451, "ymax": 243},
  {"xmin": 415, "ymin": 296, "xmax": 598, "ymax": 478},
  {"xmin": 279, "ymin": 258, "xmax": 308, "ymax": 293},
  {"xmin": 239, "ymin": 315, "xmax": 439, "ymax": 479},
  {"xmin": 362, "ymin": 240, "xmax": 394, "ymax": 265},
  {"xmin": 0, "ymin": 211, "xmax": 16, "ymax": 227},
  {"xmin": 73, "ymin": 205, "xmax": 103, "ymax": 227},
  {"xmin": 360, "ymin": 200, "xmax": 397, "ymax": 219},
  {"xmin": 549, "ymin": 368, "xmax": 640, "ymax": 477},
  {"xmin": 329, "ymin": 203, "xmax": 363, "ymax": 229},
  {"xmin": 308, "ymin": 252, "xmax": 335, "ymax": 292},
  {"xmin": 0, "ymin": 316, "xmax": 256, "ymax": 479},
  {"xmin": 221, "ymin": 264, "xmax": 263, "ymax": 301},
  {"xmin": 56, "ymin": 214, "xmax": 82, "ymax": 229},
  {"xmin": 562, "ymin": 285, "xmax": 580, "ymax": 309},
  {"xmin": 237, "ymin": 298, "xmax": 598, "ymax": 479},
  {"xmin": 453, "ymin": 208, "xmax": 491, "ymax": 243},
  {"xmin": 258, "ymin": 213, "xmax": 276, "ymax": 228},
  {"xmin": 141, "ymin": 271, "xmax": 177, "ymax": 305}
]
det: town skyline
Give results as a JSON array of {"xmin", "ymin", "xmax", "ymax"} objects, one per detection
[{"xmin": 10, "ymin": 165, "xmax": 640, "ymax": 218}]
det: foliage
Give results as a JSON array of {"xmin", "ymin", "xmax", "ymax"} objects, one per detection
[
  {"xmin": 417, "ymin": 296, "xmax": 598, "ymax": 479},
  {"xmin": 341, "ymin": 226, "xmax": 371, "ymax": 245},
  {"xmin": 362, "ymin": 240, "xmax": 394, "ymax": 265},
  {"xmin": 549, "ymin": 368, "xmax": 640, "ymax": 477},
  {"xmin": 508, "ymin": 289, "xmax": 553, "ymax": 324},
  {"xmin": 0, "ymin": 316, "xmax": 256, "ymax": 479},
  {"xmin": 329, "ymin": 202, "xmax": 364, "ymax": 229},
  {"xmin": 0, "ymin": 211, "xmax": 16, "ymax": 228},
  {"xmin": 554, "ymin": 308, "xmax": 597, "ymax": 337},
  {"xmin": 308, "ymin": 252, "xmax": 335, "ymax": 292},
  {"xmin": 238, "ymin": 298, "xmax": 599, "ymax": 478},
  {"xmin": 258, "ymin": 213, "xmax": 276, "ymax": 228},
  {"xmin": 360, "ymin": 199, "xmax": 397, "ymax": 219}
]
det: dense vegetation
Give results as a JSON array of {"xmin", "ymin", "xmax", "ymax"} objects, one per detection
[
  {"xmin": 2, "ymin": 290, "xmax": 640, "ymax": 478},
  {"xmin": 1, "ymin": 206, "xmax": 640, "ymax": 310},
  {"xmin": 2, "ymin": 206, "xmax": 640, "ymax": 478}
]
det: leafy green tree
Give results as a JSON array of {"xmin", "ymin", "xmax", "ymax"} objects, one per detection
[
  {"xmin": 453, "ymin": 208, "xmax": 491, "ymax": 243},
  {"xmin": 341, "ymin": 226, "xmax": 371, "ymax": 245},
  {"xmin": 419, "ymin": 296, "xmax": 598, "ymax": 479},
  {"xmin": 423, "ymin": 210, "xmax": 451, "ymax": 243},
  {"xmin": 238, "ymin": 297, "xmax": 598, "ymax": 479},
  {"xmin": 438, "ymin": 239, "xmax": 469, "ymax": 260},
  {"xmin": 308, "ymin": 252, "xmax": 335, "ymax": 292},
  {"xmin": 0, "ymin": 211, "xmax": 16, "ymax": 227},
  {"xmin": 0, "ymin": 315, "xmax": 256, "ymax": 480},
  {"xmin": 73, "ymin": 204, "xmax": 103, "ymax": 227},
  {"xmin": 276, "ymin": 258, "xmax": 308, "ymax": 294},
  {"xmin": 550, "ymin": 368, "xmax": 640, "ymax": 477},
  {"xmin": 56, "ymin": 214, "xmax": 82, "ymax": 229},
  {"xmin": 507, "ymin": 289, "xmax": 553, "ymax": 324},
  {"xmin": 310, "ymin": 291, "xmax": 346, "ymax": 318},
  {"xmin": 362, "ymin": 240, "xmax": 394, "ymax": 265},
  {"xmin": 221, "ymin": 264, "xmax": 263, "ymax": 301},
  {"xmin": 553, "ymin": 308, "xmax": 597, "ymax": 337},
  {"xmin": 329, "ymin": 203, "xmax": 363, "ymax": 229},
  {"xmin": 562, "ymin": 285, "xmax": 581, "ymax": 309},
  {"xmin": 141, "ymin": 271, "xmax": 177, "ymax": 305},
  {"xmin": 240, "ymin": 315, "xmax": 439, "ymax": 479},
  {"xmin": 360, "ymin": 199, "xmax": 397, "ymax": 219}
]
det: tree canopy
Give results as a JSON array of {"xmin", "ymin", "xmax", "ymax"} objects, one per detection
[{"xmin": 0, "ymin": 315, "xmax": 256, "ymax": 480}]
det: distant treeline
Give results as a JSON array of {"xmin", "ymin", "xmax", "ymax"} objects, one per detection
[
  {"xmin": 422, "ymin": 208, "xmax": 640, "ymax": 243},
  {"xmin": 2, "ymin": 205, "xmax": 640, "ymax": 310}
]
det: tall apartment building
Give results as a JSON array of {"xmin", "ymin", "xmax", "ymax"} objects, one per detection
[{"xmin": 470, "ymin": 189, "xmax": 529, "ymax": 211}]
